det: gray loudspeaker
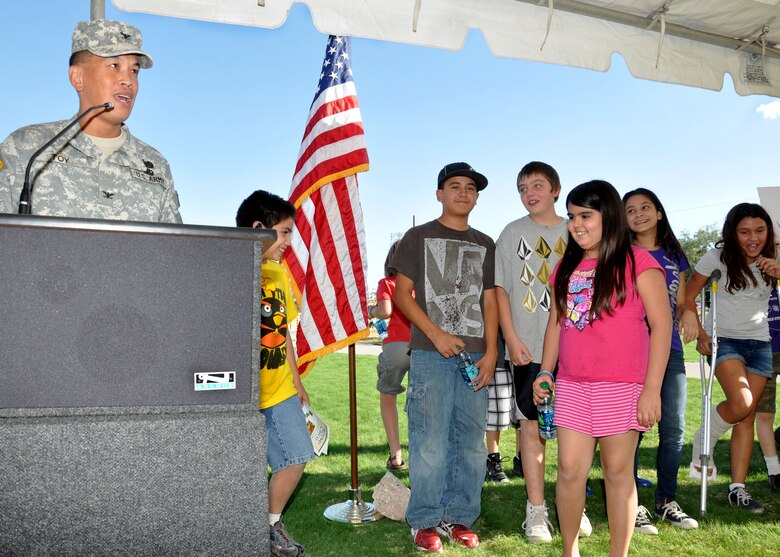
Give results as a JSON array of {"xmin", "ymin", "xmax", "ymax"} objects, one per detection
[
  {"xmin": 0, "ymin": 215, "xmax": 275, "ymax": 417},
  {"xmin": 0, "ymin": 215, "xmax": 275, "ymax": 556}
]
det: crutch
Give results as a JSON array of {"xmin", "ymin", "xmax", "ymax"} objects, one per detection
[{"xmin": 698, "ymin": 269, "xmax": 721, "ymax": 517}]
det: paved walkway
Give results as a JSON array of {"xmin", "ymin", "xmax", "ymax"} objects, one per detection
[
  {"xmin": 343, "ymin": 343, "xmax": 707, "ymax": 380},
  {"xmin": 337, "ymin": 342, "xmax": 382, "ymax": 356}
]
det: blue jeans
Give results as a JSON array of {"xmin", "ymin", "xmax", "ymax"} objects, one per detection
[
  {"xmin": 655, "ymin": 350, "xmax": 687, "ymax": 503},
  {"xmin": 405, "ymin": 349, "xmax": 488, "ymax": 530}
]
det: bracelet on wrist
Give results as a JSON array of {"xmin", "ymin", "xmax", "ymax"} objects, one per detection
[{"xmin": 535, "ymin": 370, "xmax": 554, "ymax": 382}]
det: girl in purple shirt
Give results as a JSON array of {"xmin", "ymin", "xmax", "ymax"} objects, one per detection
[{"xmin": 624, "ymin": 188, "xmax": 700, "ymax": 532}]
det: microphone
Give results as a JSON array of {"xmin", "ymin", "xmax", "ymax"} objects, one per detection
[{"xmin": 17, "ymin": 102, "xmax": 114, "ymax": 215}]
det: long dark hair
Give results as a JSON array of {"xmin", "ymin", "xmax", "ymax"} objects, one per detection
[
  {"xmin": 555, "ymin": 180, "xmax": 636, "ymax": 321},
  {"xmin": 622, "ymin": 187, "xmax": 687, "ymax": 265},
  {"xmin": 717, "ymin": 203, "xmax": 776, "ymax": 293}
]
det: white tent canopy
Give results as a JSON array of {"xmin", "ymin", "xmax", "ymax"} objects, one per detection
[{"xmin": 113, "ymin": 0, "xmax": 780, "ymax": 97}]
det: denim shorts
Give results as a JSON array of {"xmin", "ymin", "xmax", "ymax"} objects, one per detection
[
  {"xmin": 261, "ymin": 394, "xmax": 316, "ymax": 473},
  {"xmin": 714, "ymin": 337, "xmax": 773, "ymax": 378}
]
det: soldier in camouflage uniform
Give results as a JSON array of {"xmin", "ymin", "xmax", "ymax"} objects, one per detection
[{"xmin": 0, "ymin": 19, "xmax": 181, "ymax": 223}]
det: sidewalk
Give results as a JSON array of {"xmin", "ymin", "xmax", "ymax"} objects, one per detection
[
  {"xmin": 345, "ymin": 342, "xmax": 706, "ymax": 380},
  {"xmin": 337, "ymin": 342, "xmax": 382, "ymax": 356},
  {"xmin": 686, "ymin": 361, "xmax": 709, "ymax": 380}
]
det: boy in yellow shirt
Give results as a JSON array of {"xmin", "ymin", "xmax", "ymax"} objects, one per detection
[{"xmin": 237, "ymin": 190, "xmax": 314, "ymax": 557}]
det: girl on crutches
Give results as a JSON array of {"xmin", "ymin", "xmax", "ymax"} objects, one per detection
[{"xmin": 684, "ymin": 203, "xmax": 780, "ymax": 514}]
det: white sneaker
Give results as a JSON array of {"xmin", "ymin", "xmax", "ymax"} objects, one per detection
[
  {"xmin": 522, "ymin": 503, "xmax": 553, "ymax": 544},
  {"xmin": 579, "ymin": 510, "xmax": 593, "ymax": 537},
  {"xmin": 634, "ymin": 505, "xmax": 659, "ymax": 535},
  {"xmin": 689, "ymin": 428, "xmax": 717, "ymax": 482}
]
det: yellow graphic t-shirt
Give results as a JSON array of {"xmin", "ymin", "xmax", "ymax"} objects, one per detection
[{"xmin": 260, "ymin": 260, "xmax": 299, "ymax": 409}]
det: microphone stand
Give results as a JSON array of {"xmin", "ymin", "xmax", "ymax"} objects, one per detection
[{"xmin": 18, "ymin": 102, "xmax": 113, "ymax": 215}]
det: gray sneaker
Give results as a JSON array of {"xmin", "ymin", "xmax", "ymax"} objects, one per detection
[{"xmin": 270, "ymin": 519, "xmax": 305, "ymax": 557}]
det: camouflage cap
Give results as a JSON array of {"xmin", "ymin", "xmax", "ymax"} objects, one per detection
[{"xmin": 71, "ymin": 19, "xmax": 153, "ymax": 69}]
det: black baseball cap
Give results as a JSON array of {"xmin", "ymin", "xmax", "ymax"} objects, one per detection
[{"xmin": 437, "ymin": 162, "xmax": 488, "ymax": 191}]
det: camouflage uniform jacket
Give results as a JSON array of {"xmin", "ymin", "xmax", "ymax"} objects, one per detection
[{"xmin": 0, "ymin": 120, "xmax": 181, "ymax": 223}]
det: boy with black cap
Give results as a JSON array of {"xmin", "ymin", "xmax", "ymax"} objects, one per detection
[
  {"xmin": 391, "ymin": 162, "xmax": 498, "ymax": 553},
  {"xmin": 0, "ymin": 19, "xmax": 180, "ymax": 222}
]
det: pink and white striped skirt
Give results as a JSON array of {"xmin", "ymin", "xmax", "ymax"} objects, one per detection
[{"xmin": 553, "ymin": 377, "xmax": 650, "ymax": 438}]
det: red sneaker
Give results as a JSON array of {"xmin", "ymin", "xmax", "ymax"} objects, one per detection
[
  {"xmin": 437, "ymin": 522, "xmax": 479, "ymax": 548},
  {"xmin": 412, "ymin": 527, "xmax": 443, "ymax": 553}
]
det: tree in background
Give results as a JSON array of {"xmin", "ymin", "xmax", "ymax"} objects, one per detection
[{"xmin": 679, "ymin": 224, "xmax": 720, "ymax": 269}]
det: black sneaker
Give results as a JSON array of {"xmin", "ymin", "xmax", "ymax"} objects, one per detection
[
  {"xmin": 728, "ymin": 486, "xmax": 765, "ymax": 513},
  {"xmin": 769, "ymin": 474, "xmax": 780, "ymax": 491},
  {"xmin": 633, "ymin": 505, "xmax": 658, "ymax": 535},
  {"xmin": 655, "ymin": 500, "xmax": 698, "ymax": 529},
  {"xmin": 485, "ymin": 452, "xmax": 509, "ymax": 483},
  {"xmin": 512, "ymin": 452, "xmax": 524, "ymax": 478}
]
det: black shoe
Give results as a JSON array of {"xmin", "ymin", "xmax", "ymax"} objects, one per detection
[
  {"xmin": 655, "ymin": 500, "xmax": 699, "ymax": 529},
  {"xmin": 769, "ymin": 474, "xmax": 780, "ymax": 491},
  {"xmin": 512, "ymin": 452, "xmax": 524, "ymax": 478},
  {"xmin": 728, "ymin": 486, "xmax": 765, "ymax": 513},
  {"xmin": 485, "ymin": 452, "xmax": 509, "ymax": 483}
]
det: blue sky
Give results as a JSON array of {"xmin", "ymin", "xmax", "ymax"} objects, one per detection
[{"xmin": 3, "ymin": 1, "xmax": 779, "ymax": 290}]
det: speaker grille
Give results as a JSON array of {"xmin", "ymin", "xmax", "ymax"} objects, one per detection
[{"xmin": 0, "ymin": 218, "xmax": 264, "ymax": 416}]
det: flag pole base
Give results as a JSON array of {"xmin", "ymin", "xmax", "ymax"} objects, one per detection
[{"xmin": 324, "ymin": 487, "xmax": 383, "ymax": 523}]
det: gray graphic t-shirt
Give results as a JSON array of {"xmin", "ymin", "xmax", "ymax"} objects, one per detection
[
  {"xmin": 391, "ymin": 219, "xmax": 495, "ymax": 353},
  {"xmin": 495, "ymin": 215, "xmax": 568, "ymax": 363}
]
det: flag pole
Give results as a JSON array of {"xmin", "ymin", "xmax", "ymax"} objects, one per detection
[
  {"xmin": 348, "ymin": 344, "xmax": 360, "ymax": 488},
  {"xmin": 323, "ymin": 344, "xmax": 381, "ymax": 523}
]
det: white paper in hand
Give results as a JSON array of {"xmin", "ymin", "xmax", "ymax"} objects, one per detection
[{"xmin": 302, "ymin": 403, "xmax": 330, "ymax": 455}]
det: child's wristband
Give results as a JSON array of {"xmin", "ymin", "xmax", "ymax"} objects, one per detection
[{"xmin": 535, "ymin": 370, "xmax": 554, "ymax": 382}]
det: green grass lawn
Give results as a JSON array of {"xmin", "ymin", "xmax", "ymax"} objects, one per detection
[{"xmin": 283, "ymin": 352, "xmax": 779, "ymax": 556}]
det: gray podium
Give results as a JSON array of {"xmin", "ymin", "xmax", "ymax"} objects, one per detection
[{"xmin": 0, "ymin": 214, "xmax": 274, "ymax": 556}]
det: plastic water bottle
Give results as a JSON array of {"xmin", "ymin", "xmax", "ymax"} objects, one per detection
[
  {"xmin": 373, "ymin": 318, "xmax": 388, "ymax": 340},
  {"xmin": 537, "ymin": 382, "xmax": 556, "ymax": 439},
  {"xmin": 456, "ymin": 347, "xmax": 479, "ymax": 390}
]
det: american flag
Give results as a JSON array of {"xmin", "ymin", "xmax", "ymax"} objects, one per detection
[{"xmin": 284, "ymin": 35, "xmax": 370, "ymax": 376}]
